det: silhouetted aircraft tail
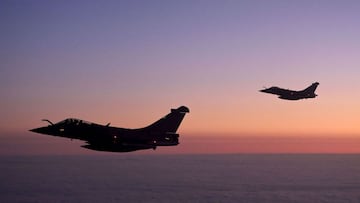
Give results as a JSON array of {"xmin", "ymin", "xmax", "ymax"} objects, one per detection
[
  {"xmin": 144, "ymin": 106, "xmax": 189, "ymax": 133},
  {"xmin": 303, "ymin": 82, "xmax": 319, "ymax": 93}
]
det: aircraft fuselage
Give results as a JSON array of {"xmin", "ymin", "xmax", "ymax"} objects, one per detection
[
  {"xmin": 30, "ymin": 106, "xmax": 189, "ymax": 152},
  {"xmin": 260, "ymin": 82, "xmax": 319, "ymax": 100}
]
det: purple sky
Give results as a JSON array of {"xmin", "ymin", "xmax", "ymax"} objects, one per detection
[{"xmin": 1, "ymin": 0, "xmax": 360, "ymax": 153}]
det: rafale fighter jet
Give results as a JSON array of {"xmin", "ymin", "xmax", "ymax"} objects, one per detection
[
  {"xmin": 260, "ymin": 82, "xmax": 319, "ymax": 100},
  {"xmin": 30, "ymin": 106, "xmax": 189, "ymax": 152}
]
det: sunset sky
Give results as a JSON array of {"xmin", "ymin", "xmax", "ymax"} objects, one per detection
[{"xmin": 1, "ymin": 0, "xmax": 360, "ymax": 154}]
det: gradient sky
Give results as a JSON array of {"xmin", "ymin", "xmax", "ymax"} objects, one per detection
[{"xmin": 1, "ymin": 0, "xmax": 360, "ymax": 154}]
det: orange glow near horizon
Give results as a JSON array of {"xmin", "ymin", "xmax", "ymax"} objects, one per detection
[
  {"xmin": 174, "ymin": 135, "xmax": 360, "ymax": 154},
  {"xmin": 2, "ymin": 90, "xmax": 360, "ymax": 138}
]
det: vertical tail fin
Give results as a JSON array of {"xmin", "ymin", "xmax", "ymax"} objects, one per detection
[
  {"xmin": 145, "ymin": 106, "xmax": 189, "ymax": 133},
  {"xmin": 304, "ymin": 82, "xmax": 319, "ymax": 93}
]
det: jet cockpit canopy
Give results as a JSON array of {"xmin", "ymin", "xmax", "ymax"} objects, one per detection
[{"xmin": 54, "ymin": 118, "xmax": 92, "ymax": 126}]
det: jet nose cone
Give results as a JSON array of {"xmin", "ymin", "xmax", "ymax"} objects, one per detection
[
  {"xmin": 29, "ymin": 127, "xmax": 48, "ymax": 134},
  {"xmin": 29, "ymin": 127, "xmax": 40, "ymax": 133}
]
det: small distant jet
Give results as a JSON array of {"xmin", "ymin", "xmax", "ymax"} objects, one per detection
[
  {"xmin": 30, "ymin": 106, "xmax": 189, "ymax": 152},
  {"xmin": 260, "ymin": 82, "xmax": 319, "ymax": 100}
]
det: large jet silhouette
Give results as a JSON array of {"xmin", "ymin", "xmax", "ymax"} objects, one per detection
[
  {"xmin": 260, "ymin": 82, "xmax": 319, "ymax": 100},
  {"xmin": 30, "ymin": 106, "xmax": 189, "ymax": 152}
]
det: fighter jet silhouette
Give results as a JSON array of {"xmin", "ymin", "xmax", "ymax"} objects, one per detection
[
  {"xmin": 30, "ymin": 106, "xmax": 189, "ymax": 152},
  {"xmin": 260, "ymin": 82, "xmax": 319, "ymax": 100}
]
